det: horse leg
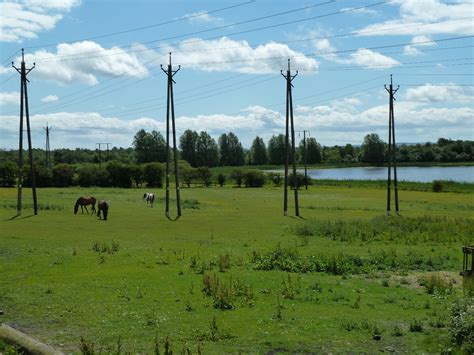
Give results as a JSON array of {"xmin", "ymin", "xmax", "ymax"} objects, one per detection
[
  {"xmin": 81, "ymin": 205, "xmax": 84, "ymax": 214},
  {"xmin": 85, "ymin": 205, "xmax": 89, "ymax": 214}
]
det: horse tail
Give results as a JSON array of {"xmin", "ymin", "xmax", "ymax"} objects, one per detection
[{"xmin": 74, "ymin": 198, "xmax": 81, "ymax": 214}]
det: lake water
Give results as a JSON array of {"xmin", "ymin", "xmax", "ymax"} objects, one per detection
[{"xmin": 302, "ymin": 166, "xmax": 474, "ymax": 183}]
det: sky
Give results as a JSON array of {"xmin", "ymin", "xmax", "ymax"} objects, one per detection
[{"xmin": 0, "ymin": 0, "xmax": 473, "ymax": 150}]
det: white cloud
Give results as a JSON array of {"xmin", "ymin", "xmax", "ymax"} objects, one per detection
[
  {"xmin": 405, "ymin": 84, "xmax": 474, "ymax": 104},
  {"xmin": 348, "ymin": 49, "xmax": 400, "ymax": 69},
  {"xmin": 403, "ymin": 35, "xmax": 436, "ymax": 56},
  {"xmin": 170, "ymin": 37, "xmax": 319, "ymax": 74},
  {"xmin": 41, "ymin": 94, "xmax": 58, "ymax": 103},
  {"xmin": 0, "ymin": 0, "xmax": 80, "ymax": 42},
  {"xmin": 6, "ymin": 41, "xmax": 150, "ymax": 85},
  {"xmin": 355, "ymin": 0, "xmax": 474, "ymax": 37},
  {"xmin": 1, "ymin": 92, "xmax": 473, "ymax": 148},
  {"xmin": 184, "ymin": 11, "xmax": 224, "ymax": 25},
  {"xmin": 0, "ymin": 91, "xmax": 18, "ymax": 105}
]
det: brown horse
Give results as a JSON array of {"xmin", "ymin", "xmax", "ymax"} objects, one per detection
[
  {"xmin": 97, "ymin": 200, "xmax": 109, "ymax": 221},
  {"xmin": 74, "ymin": 196, "xmax": 96, "ymax": 214}
]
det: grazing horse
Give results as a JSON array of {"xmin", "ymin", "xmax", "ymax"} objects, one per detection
[
  {"xmin": 97, "ymin": 200, "xmax": 109, "ymax": 221},
  {"xmin": 74, "ymin": 196, "xmax": 96, "ymax": 214},
  {"xmin": 143, "ymin": 192, "xmax": 155, "ymax": 207}
]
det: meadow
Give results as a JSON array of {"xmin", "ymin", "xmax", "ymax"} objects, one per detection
[{"xmin": 0, "ymin": 182, "xmax": 473, "ymax": 353}]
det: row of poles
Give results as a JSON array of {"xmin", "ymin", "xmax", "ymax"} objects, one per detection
[{"xmin": 12, "ymin": 51, "xmax": 399, "ymax": 218}]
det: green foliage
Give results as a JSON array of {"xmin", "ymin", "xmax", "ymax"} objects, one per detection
[
  {"xmin": 196, "ymin": 166, "xmax": 212, "ymax": 187},
  {"xmin": 299, "ymin": 137, "xmax": 322, "ymax": 164},
  {"xmin": 418, "ymin": 274, "xmax": 454, "ymax": 296},
  {"xmin": 449, "ymin": 297, "xmax": 474, "ymax": 353},
  {"xmin": 432, "ymin": 180, "xmax": 443, "ymax": 192},
  {"xmin": 288, "ymin": 172, "xmax": 312, "ymax": 189},
  {"xmin": 24, "ymin": 164, "xmax": 53, "ymax": 187},
  {"xmin": 267, "ymin": 134, "xmax": 286, "ymax": 165},
  {"xmin": 361, "ymin": 133, "xmax": 385, "ymax": 165},
  {"xmin": 52, "ymin": 163, "xmax": 74, "ymax": 187},
  {"xmin": 142, "ymin": 163, "xmax": 164, "ymax": 188},
  {"xmin": 0, "ymin": 161, "xmax": 16, "ymax": 187},
  {"xmin": 217, "ymin": 173, "xmax": 226, "ymax": 187},
  {"xmin": 219, "ymin": 132, "xmax": 245, "ymax": 166},
  {"xmin": 250, "ymin": 136, "xmax": 268, "ymax": 165},
  {"xmin": 196, "ymin": 131, "xmax": 219, "ymax": 167},
  {"xmin": 106, "ymin": 161, "xmax": 132, "ymax": 188},
  {"xmin": 243, "ymin": 170, "xmax": 266, "ymax": 187},
  {"xmin": 267, "ymin": 172, "xmax": 283, "ymax": 186},
  {"xmin": 294, "ymin": 215, "xmax": 474, "ymax": 245},
  {"xmin": 230, "ymin": 169, "xmax": 244, "ymax": 187},
  {"xmin": 133, "ymin": 129, "xmax": 166, "ymax": 164},
  {"xmin": 202, "ymin": 272, "xmax": 254, "ymax": 310}
]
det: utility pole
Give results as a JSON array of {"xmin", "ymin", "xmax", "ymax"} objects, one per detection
[
  {"xmin": 12, "ymin": 48, "xmax": 37, "ymax": 216},
  {"xmin": 96, "ymin": 142, "xmax": 111, "ymax": 168},
  {"xmin": 161, "ymin": 52, "xmax": 182, "ymax": 220},
  {"xmin": 384, "ymin": 74, "xmax": 400, "ymax": 215},
  {"xmin": 281, "ymin": 59, "xmax": 299, "ymax": 217},
  {"xmin": 44, "ymin": 124, "xmax": 52, "ymax": 170}
]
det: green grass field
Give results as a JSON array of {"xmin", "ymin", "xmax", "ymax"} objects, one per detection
[{"xmin": 0, "ymin": 183, "xmax": 473, "ymax": 353}]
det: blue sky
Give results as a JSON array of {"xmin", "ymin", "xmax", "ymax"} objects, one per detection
[{"xmin": 0, "ymin": 0, "xmax": 473, "ymax": 149}]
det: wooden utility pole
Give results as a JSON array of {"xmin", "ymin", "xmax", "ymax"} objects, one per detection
[
  {"xmin": 161, "ymin": 52, "xmax": 182, "ymax": 220},
  {"xmin": 44, "ymin": 124, "xmax": 51, "ymax": 170},
  {"xmin": 385, "ymin": 75, "xmax": 400, "ymax": 215},
  {"xmin": 281, "ymin": 59, "xmax": 299, "ymax": 217},
  {"xmin": 12, "ymin": 49, "xmax": 37, "ymax": 216},
  {"xmin": 96, "ymin": 142, "xmax": 111, "ymax": 168}
]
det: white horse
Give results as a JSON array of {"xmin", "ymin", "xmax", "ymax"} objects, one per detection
[{"xmin": 143, "ymin": 192, "xmax": 154, "ymax": 207}]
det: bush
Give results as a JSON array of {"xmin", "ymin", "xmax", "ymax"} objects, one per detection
[
  {"xmin": 449, "ymin": 297, "xmax": 474, "ymax": 353},
  {"xmin": 230, "ymin": 169, "xmax": 244, "ymax": 187},
  {"xmin": 217, "ymin": 173, "xmax": 226, "ymax": 187},
  {"xmin": 0, "ymin": 161, "xmax": 16, "ymax": 187},
  {"xmin": 196, "ymin": 167, "xmax": 212, "ymax": 187},
  {"xmin": 75, "ymin": 164, "xmax": 99, "ymax": 187},
  {"xmin": 142, "ymin": 163, "xmax": 164, "ymax": 187},
  {"xmin": 24, "ymin": 165, "xmax": 53, "ymax": 187},
  {"xmin": 268, "ymin": 172, "xmax": 283, "ymax": 187},
  {"xmin": 288, "ymin": 172, "xmax": 312, "ymax": 189},
  {"xmin": 52, "ymin": 163, "xmax": 74, "ymax": 187},
  {"xmin": 244, "ymin": 170, "xmax": 266, "ymax": 187},
  {"xmin": 106, "ymin": 161, "xmax": 132, "ymax": 188},
  {"xmin": 432, "ymin": 180, "xmax": 443, "ymax": 192},
  {"xmin": 130, "ymin": 164, "xmax": 143, "ymax": 188},
  {"xmin": 180, "ymin": 167, "xmax": 197, "ymax": 187}
]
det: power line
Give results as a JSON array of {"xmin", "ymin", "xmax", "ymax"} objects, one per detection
[
  {"xmin": 31, "ymin": 15, "xmax": 474, "ymax": 64},
  {"xmin": 30, "ymin": 1, "xmax": 386, "ymax": 63},
  {"xmin": 23, "ymin": 1, "xmax": 257, "ymax": 49}
]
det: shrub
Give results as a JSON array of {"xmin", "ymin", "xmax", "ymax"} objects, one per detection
[
  {"xmin": 418, "ymin": 274, "xmax": 453, "ymax": 296},
  {"xmin": 180, "ymin": 167, "xmax": 196, "ymax": 187},
  {"xmin": 244, "ymin": 170, "xmax": 266, "ymax": 187},
  {"xmin": 288, "ymin": 172, "xmax": 311, "ymax": 189},
  {"xmin": 432, "ymin": 180, "xmax": 443, "ymax": 192},
  {"xmin": 449, "ymin": 297, "xmax": 474, "ymax": 353},
  {"xmin": 217, "ymin": 173, "xmax": 226, "ymax": 187},
  {"xmin": 0, "ymin": 161, "xmax": 16, "ymax": 187},
  {"xmin": 52, "ymin": 163, "xmax": 74, "ymax": 187},
  {"xmin": 75, "ymin": 164, "xmax": 99, "ymax": 187},
  {"xmin": 106, "ymin": 161, "xmax": 132, "ymax": 188},
  {"xmin": 196, "ymin": 166, "xmax": 212, "ymax": 187},
  {"xmin": 24, "ymin": 164, "xmax": 53, "ymax": 187},
  {"xmin": 230, "ymin": 169, "xmax": 244, "ymax": 187},
  {"xmin": 268, "ymin": 172, "xmax": 283, "ymax": 187},
  {"xmin": 142, "ymin": 163, "xmax": 164, "ymax": 187}
]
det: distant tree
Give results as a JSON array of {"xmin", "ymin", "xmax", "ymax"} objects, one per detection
[
  {"xmin": 0, "ymin": 161, "xmax": 16, "ymax": 187},
  {"xmin": 230, "ymin": 169, "xmax": 244, "ymax": 187},
  {"xmin": 251, "ymin": 136, "xmax": 268, "ymax": 165},
  {"xmin": 52, "ymin": 163, "xmax": 74, "ymax": 187},
  {"xmin": 217, "ymin": 173, "xmax": 226, "ymax": 187},
  {"xmin": 299, "ymin": 137, "xmax": 322, "ymax": 164},
  {"xmin": 180, "ymin": 167, "xmax": 197, "ymax": 187},
  {"xmin": 130, "ymin": 164, "xmax": 143, "ymax": 188},
  {"xmin": 75, "ymin": 165, "xmax": 100, "ymax": 187},
  {"xmin": 196, "ymin": 166, "xmax": 212, "ymax": 187},
  {"xmin": 268, "ymin": 134, "xmax": 286, "ymax": 165},
  {"xmin": 179, "ymin": 130, "xmax": 199, "ymax": 167},
  {"xmin": 142, "ymin": 162, "xmax": 164, "ymax": 187},
  {"xmin": 243, "ymin": 170, "xmax": 266, "ymax": 187},
  {"xmin": 133, "ymin": 129, "xmax": 166, "ymax": 164},
  {"xmin": 360, "ymin": 133, "xmax": 385, "ymax": 165},
  {"xmin": 196, "ymin": 131, "xmax": 219, "ymax": 167},
  {"xmin": 219, "ymin": 132, "xmax": 245, "ymax": 166}
]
